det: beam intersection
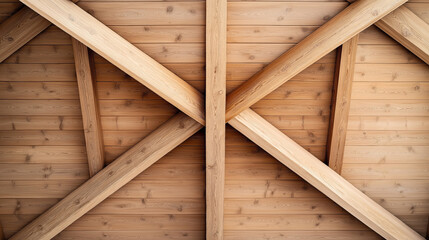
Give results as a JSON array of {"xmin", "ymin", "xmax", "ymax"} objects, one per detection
[{"xmin": 4, "ymin": 0, "xmax": 428, "ymax": 239}]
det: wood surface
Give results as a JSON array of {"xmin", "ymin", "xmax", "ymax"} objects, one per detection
[
  {"xmin": 72, "ymin": 39, "xmax": 104, "ymax": 177},
  {"xmin": 9, "ymin": 113, "xmax": 202, "ymax": 240},
  {"xmin": 375, "ymin": 6, "xmax": 429, "ymax": 65},
  {"xmin": 225, "ymin": 0, "xmax": 408, "ymax": 121},
  {"xmin": 20, "ymin": 0, "xmax": 205, "ymax": 124},
  {"xmin": 228, "ymin": 108, "xmax": 424, "ymax": 240},
  {"xmin": 206, "ymin": 0, "xmax": 226, "ymax": 238},
  {"xmin": 327, "ymin": 35, "xmax": 359, "ymax": 174},
  {"xmin": 0, "ymin": 7, "xmax": 50, "ymax": 62}
]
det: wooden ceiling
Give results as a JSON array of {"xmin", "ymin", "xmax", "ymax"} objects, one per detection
[{"xmin": 0, "ymin": 0, "xmax": 429, "ymax": 239}]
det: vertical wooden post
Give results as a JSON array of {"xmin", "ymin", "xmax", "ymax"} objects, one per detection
[
  {"xmin": 327, "ymin": 35, "xmax": 359, "ymax": 174},
  {"xmin": 72, "ymin": 39, "xmax": 105, "ymax": 177},
  {"xmin": 206, "ymin": 0, "xmax": 227, "ymax": 238}
]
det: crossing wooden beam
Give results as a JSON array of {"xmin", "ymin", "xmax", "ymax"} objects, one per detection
[
  {"xmin": 347, "ymin": 1, "xmax": 429, "ymax": 65},
  {"xmin": 228, "ymin": 109, "xmax": 424, "ymax": 240},
  {"xmin": 205, "ymin": 0, "xmax": 227, "ymax": 238},
  {"xmin": 10, "ymin": 113, "xmax": 202, "ymax": 240},
  {"xmin": 72, "ymin": 39, "xmax": 105, "ymax": 177},
  {"xmin": 327, "ymin": 35, "xmax": 359, "ymax": 174},
  {"xmin": 20, "ymin": 0, "xmax": 205, "ymax": 125},
  {"xmin": 225, "ymin": 0, "xmax": 407, "ymax": 121}
]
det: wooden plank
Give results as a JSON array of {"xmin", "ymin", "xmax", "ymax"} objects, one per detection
[
  {"xmin": 206, "ymin": 0, "xmax": 226, "ymax": 238},
  {"xmin": 21, "ymin": 0, "xmax": 205, "ymax": 125},
  {"xmin": 347, "ymin": 116, "xmax": 429, "ymax": 131},
  {"xmin": 351, "ymin": 82, "xmax": 429, "ymax": 100},
  {"xmin": 72, "ymin": 39, "xmax": 104, "ymax": 177},
  {"xmin": 353, "ymin": 64, "xmax": 429, "ymax": 82},
  {"xmin": 9, "ymin": 112, "xmax": 202, "ymax": 240},
  {"xmin": 356, "ymin": 45, "xmax": 423, "ymax": 64},
  {"xmin": 327, "ymin": 35, "xmax": 359, "ymax": 174},
  {"xmin": 227, "ymin": 2, "xmax": 347, "ymax": 26},
  {"xmin": 224, "ymin": 231, "xmax": 381, "ymax": 240},
  {"xmin": 0, "ymin": 163, "xmax": 89, "ymax": 180},
  {"xmin": 225, "ymin": 0, "xmax": 408, "ymax": 121},
  {"xmin": 0, "ymin": 7, "xmax": 50, "ymax": 62},
  {"xmin": 0, "ymin": 64, "xmax": 76, "ymax": 82},
  {"xmin": 224, "ymin": 215, "xmax": 368, "ymax": 231},
  {"xmin": 343, "ymin": 146, "xmax": 429, "ymax": 164},
  {"xmin": 228, "ymin": 108, "xmax": 424, "ymax": 240},
  {"xmin": 0, "ymin": 146, "xmax": 87, "ymax": 164},
  {"xmin": 55, "ymin": 231, "xmax": 204, "ymax": 240},
  {"xmin": 0, "ymin": 116, "xmax": 83, "ymax": 130}
]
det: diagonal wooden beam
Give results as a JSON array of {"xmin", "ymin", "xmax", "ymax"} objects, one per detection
[
  {"xmin": 374, "ymin": 6, "xmax": 429, "ymax": 65},
  {"xmin": 347, "ymin": 1, "xmax": 429, "ymax": 65},
  {"xmin": 0, "ymin": 0, "xmax": 80, "ymax": 63},
  {"xmin": 225, "ymin": 0, "xmax": 408, "ymax": 121},
  {"xmin": 20, "ymin": 0, "xmax": 205, "ymax": 125},
  {"xmin": 10, "ymin": 113, "xmax": 202, "ymax": 240},
  {"xmin": 0, "ymin": 7, "xmax": 50, "ymax": 63},
  {"xmin": 327, "ymin": 35, "xmax": 359, "ymax": 174},
  {"xmin": 72, "ymin": 38, "xmax": 105, "ymax": 177},
  {"xmin": 205, "ymin": 0, "xmax": 226, "ymax": 238},
  {"xmin": 228, "ymin": 109, "xmax": 424, "ymax": 240}
]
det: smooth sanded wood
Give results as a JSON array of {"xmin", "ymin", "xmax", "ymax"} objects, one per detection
[
  {"xmin": 225, "ymin": 0, "xmax": 407, "ymax": 121},
  {"xmin": 72, "ymin": 39, "xmax": 104, "ymax": 177},
  {"xmin": 206, "ymin": 0, "xmax": 226, "ymax": 238},
  {"xmin": 228, "ymin": 109, "xmax": 424, "ymax": 240},
  {"xmin": 10, "ymin": 113, "xmax": 202, "ymax": 240},
  {"xmin": 0, "ymin": 7, "xmax": 50, "ymax": 63},
  {"xmin": 21, "ymin": 0, "xmax": 205, "ymax": 125},
  {"xmin": 327, "ymin": 36, "xmax": 359, "ymax": 174}
]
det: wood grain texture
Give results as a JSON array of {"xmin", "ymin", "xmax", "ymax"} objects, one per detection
[
  {"xmin": 206, "ymin": 0, "xmax": 226, "ymax": 238},
  {"xmin": 347, "ymin": 1, "xmax": 429, "ymax": 64},
  {"xmin": 327, "ymin": 35, "xmax": 359, "ymax": 174},
  {"xmin": 72, "ymin": 39, "xmax": 104, "ymax": 177},
  {"xmin": 375, "ymin": 6, "xmax": 429, "ymax": 65},
  {"xmin": 21, "ymin": 0, "xmax": 205, "ymax": 124},
  {"xmin": 225, "ymin": 0, "xmax": 407, "ymax": 121},
  {"xmin": 0, "ymin": 7, "xmax": 50, "ymax": 62},
  {"xmin": 9, "ymin": 113, "xmax": 202, "ymax": 240},
  {"xmin": 228, "ymin": 108, "xmax": 424, "ymax": 240}
]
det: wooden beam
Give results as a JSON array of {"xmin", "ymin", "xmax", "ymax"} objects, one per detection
[
  {"xmin": 375, "ymin": 6, "xmax": 429, "ymax": 65},
  {"xmin": 228, "ymin": 109, "xmax": 424, "ymax": 240},
  {"xmin": 72, "ymin": 39, "xmax": 104, "ymax": 177},
  {"xmin": 0, "ymin": 7, "xmax": 50, "ymax": 63},
  {"xmin": 327, "ymin": 35, "xmax": 359, "ymax": 174},
  {"xmin": 0, "ymin": 0, "xmax": 80, "ymax": 63},
  {"xmin": 21, "ymin": 0, "xmax": 205, "ymax": 125},
  {"xmin": 347, "ymin": 1, "xmax": 429, "ymax": 65},
  {"xmin": 10, "ymin": 113, "xmax": 202, "ymax": 240},
  {"xmin": 225, "ymin": 0, "xmax": 407, "ymax": 121},
  {"xmin": 205, "ymin": 0, "xmax": 226, "ymax": 238}
]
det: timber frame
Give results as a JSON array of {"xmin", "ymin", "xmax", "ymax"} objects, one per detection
[{"xmin": 0, "ymin": 0, "xmax": 428, "ymax": 239}]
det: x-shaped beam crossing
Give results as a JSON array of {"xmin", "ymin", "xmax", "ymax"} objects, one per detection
[{"xmin": 6, "ymin": 0, "xmax": 429, "ymax": 239}]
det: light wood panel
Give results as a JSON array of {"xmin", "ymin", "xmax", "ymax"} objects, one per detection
[
  {"xmin": 206, "ymin": 0, "xmax": 226, "ymax": 238},
  {"xmin": 72, "ymin": 39, "xmax": 104, "ymax": 177},
  {"xmin": 21, "ymin": 0, "xmax": 205, "ymax": 124},
  {"xmin": 228, "ymin": 108, "xmax": 424, "ymax": 240},
  {"xmin": 327, "ymin": 36, "xmax": 359, "ymax": 174},
  {"xmin": 9, "ymin": 113, "xmax": 202, "ymax": 240},
  {"xmin": 225, "ymin": 0, "xmax": 408, "ymax": 121}
]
